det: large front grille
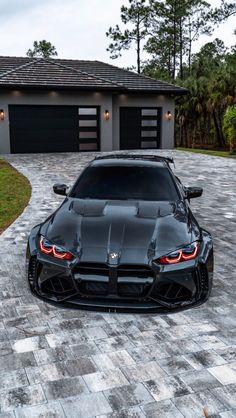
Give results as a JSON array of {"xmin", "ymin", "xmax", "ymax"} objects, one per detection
[
  {"xmin": 117, "ymin": 265, "xmax": 153, "ymax": 298},
  {"xmin": 80, "ymin": 281, "xmax": 108, "ymax": 296},
  {"xmin": 74, "ymin": 263, "xmax": 109, "ymax": 279},
  {"xmin": 117, "ymin": 265, "xmax": 154, "ymax": 280},
  {"xmin": 118, "ymin": 283, "xmax": 147, "ymax": 297},
  {"xmin": 74, "ymin": 263, "xmax": 154, "ymax": 299}
]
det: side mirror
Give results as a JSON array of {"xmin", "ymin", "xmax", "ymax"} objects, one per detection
[
  {"xmin": 53, "ymin": 183, "xmax": 69, "ymax": 196},
  {"xmin": 185, "ymin": 186, "xmax": 203, "ymax": 199}
]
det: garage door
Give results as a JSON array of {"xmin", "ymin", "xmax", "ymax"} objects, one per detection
[
  {"xmin": 9, "ymin": 105, "xmax": 100, "ymax": 153},
  {"xmin": 120, "ymin": 107, "xmax": 161, "ymax": 150}
]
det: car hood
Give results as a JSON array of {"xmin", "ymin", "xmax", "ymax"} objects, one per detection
[{"xmin": 41, "ymin": 198, "xmax": 201, "ymax": 264}]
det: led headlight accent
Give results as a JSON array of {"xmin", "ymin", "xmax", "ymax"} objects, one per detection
[
  {"xmin": 156, "ymin": 241, "xmax": 200, "ymax": 264},
  {"xmin": 39, "ymin": 236, "xmax": 74, "ymax": 260}
]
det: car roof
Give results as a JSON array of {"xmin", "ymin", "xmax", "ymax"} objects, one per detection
[{"xmin": 92, "ymin": 154, "xmax": 174, "ymax": 168}]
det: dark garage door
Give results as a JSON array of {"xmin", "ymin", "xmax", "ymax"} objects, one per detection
[
  {"xmin": 120, "ymin": 107, "xmax": 161, "ymax": 150},
  {"xmin": 9, "ymin": 105, "xmax": 100, "ymax": 153}
]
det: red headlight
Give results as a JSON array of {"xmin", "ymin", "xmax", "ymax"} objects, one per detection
[
  {"xmin": 157, "ymin": 241, "xmax": 200, "ymax": 265},
  {"xmin": 39, "ymin": 237, "xmax": 74, "ymax": 260}
]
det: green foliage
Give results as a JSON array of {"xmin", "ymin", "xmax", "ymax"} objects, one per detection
[
  {"xmin": 175, "ymin": 39, "xmax": 236, "ymax": 148},
  {"xmin": 176, "ymin": 147, "xmax": 236, "ymax": 159},
  {"xmin": 27, "ymin": 40, "xmax": 58, "ymax": 58},
  {"xmin": 223, "ymin": 105, "xmax": 236, "ymax": 153},
  {"xmin": 0, "ymin": 160, "xmax": 31, "ymax": 234},
  {"xmin": 143, "ymin": 60, "xmax": 171, "ymax": 81}
]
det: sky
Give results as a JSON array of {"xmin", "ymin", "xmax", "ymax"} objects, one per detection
[{"xmin": 0, "ymin": 0, "xmax": 235, "ymax": 68}]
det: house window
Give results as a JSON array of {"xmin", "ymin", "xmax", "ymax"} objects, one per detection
[{"xmin": 78, "ymin": 107, "xmax": 100, "ymax": 151}]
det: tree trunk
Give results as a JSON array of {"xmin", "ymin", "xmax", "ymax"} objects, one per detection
[
  {"xmin": 137, "ymin": 16, "xmax": 141, "ymax": 74},
  {"xmin": 188, "ymin": 18, "xmax": 192, "ymax": 74},
  {"xmin": 217, "ymin": 112, "xmax": 226, "ymax": 146},
  {"xmin": 212, "ymin": 110, "xmax": 224, "ymax": 147},
  {"xmin": 179, "ymin": 17, "xmax": 183, "ymax": 79},
  {"xmin": 168, "ymin": 47, "xmax": 172, "ymax": 79},
  {"xmin": 172, "ymin": 1, "xmax": 177, "ymax": 80},
  {"xmin": 183, "ymin": 124, "xmax": 187, "ymax": 147}
]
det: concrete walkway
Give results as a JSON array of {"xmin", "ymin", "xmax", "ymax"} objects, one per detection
[{"xmin": 0, "ymin": 150, "xmax": 236, "ymax": 418}]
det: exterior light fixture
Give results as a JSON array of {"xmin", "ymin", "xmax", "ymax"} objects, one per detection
[
  {"xmin": 104, "ymin": 110, "xmax": 110, "ymax": 120},
  {"xmin": 165, "ymin": 111, "xmax": 172, "ymax": 120},
  {"xmin": 0, "ymin": 109, "xmax": 4, "ymax": 120}
]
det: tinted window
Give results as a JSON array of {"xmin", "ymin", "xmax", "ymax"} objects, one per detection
[{"xmin": 71, "ymin": 165, "xmax": 179, "ymax": 201}]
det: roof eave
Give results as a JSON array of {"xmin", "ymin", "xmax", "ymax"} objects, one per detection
[
  {"xmin": 0, "ymin": 84, "xmax": 189, "ymax": 95},
  {"xmin": 116, "ymin": 88, "xmax": 189, "ymax": 95},
  {"xmin": 0, "ymin": 84, "xmax": 124, "ymax": 93}
]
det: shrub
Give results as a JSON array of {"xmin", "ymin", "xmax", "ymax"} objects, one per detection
[{"xmin": 223, "ymin": 105, "xmax": 236, "ymax": 154}]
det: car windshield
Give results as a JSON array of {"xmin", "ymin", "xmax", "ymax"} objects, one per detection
[{"xmin": 70, "ymin": 164, "xmax": 179, "ymax": 201}]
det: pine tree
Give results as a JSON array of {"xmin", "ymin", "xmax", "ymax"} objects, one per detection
[
  {"xmin": 106, "ymin": 0, "xmax": 150, "ymax": 73},
  {"xmin": 27, "ymin": 40, "xmax": 58, "ymax": 59}
]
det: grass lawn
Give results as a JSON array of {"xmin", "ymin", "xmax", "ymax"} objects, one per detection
[
  {"xmin": 177, "ymin": 147, "xmax": 236, "ymax": 159},
  {"xmin": 0, "ymin": 159, "xmax": 31, "ymax": 234}
]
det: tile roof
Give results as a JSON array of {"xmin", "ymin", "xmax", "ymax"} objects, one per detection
[{"xmin": 0, "ymin": 56, "xmax": 188, "ymax": 95}]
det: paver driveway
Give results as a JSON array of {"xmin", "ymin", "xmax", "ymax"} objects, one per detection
[{"xmin": 0, "ymin": 150, "xmax": 236, "ymax": 418}]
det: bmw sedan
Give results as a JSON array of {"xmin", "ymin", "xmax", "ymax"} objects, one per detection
[{"xmin": 26, "ymin": 154, "xmax": 213, "ymax": 312}]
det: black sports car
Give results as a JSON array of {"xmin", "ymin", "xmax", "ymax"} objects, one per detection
[{"xmin": 27, "ymin": 154, "xmax": 213, "ymax": 312}]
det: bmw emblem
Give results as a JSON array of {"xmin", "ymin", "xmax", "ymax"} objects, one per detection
[
  {"xmin": 110, "ymin": 252, "xmax": 118, "ymax": 259},
  {"xmin": 108, "ymin": 251, "xmax": 120, "ymax": 265}
]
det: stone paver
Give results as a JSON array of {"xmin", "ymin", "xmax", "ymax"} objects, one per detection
[{"xmin": 0, "ymin": 150, "xmax": 235, "ymax": 417}]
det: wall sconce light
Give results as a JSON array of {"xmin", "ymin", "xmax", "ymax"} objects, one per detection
[
  {"xmin": 165, "ymin": 111, "xmax": 172, "ymax": 121},
  {"xmin": 0, "ymin": 109, "xmax": 4, "ymax": 121},
  {"xmin": 104, "ymin": 109, "xmax": 110, "ymax": 120}
]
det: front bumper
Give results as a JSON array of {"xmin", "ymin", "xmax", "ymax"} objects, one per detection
[{"xmin": 27, "ymin": 233, "xmax": 213, "ymax": 313}]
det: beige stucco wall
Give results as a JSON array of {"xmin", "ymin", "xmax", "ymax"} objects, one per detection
[{"xmin": 0, "ymin": 89, "xmax": 175, "ymax": 154}]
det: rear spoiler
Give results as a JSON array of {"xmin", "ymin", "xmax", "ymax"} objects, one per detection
[{"xmin": 94, "ymin": 154, "xmax": 174, "ymax": 166}]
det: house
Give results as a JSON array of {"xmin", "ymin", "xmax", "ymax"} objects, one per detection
[{"xmin": 0, "ymin": 56, "xmax": 188, "ymax": 154}]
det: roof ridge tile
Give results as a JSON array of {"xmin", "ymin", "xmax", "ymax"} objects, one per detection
[
  {"xmin": 45, "ymin": 59, "xmax": 124, "ymax": 89},
  {"xmin": 0, "ymin": 58, "xmax": 36, "ymax": 79},
  {"xmin": 94, "ymin": 60, "xmax": 185, "ymax": 90}
]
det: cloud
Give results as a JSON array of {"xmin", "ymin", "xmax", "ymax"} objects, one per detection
[
  {"xmin": 0, "ymin": 0, "xmax": 49, "ymax": 19},
  {"xmin": 0, "ymin": 0, "xmax": 134, "ymax": 66}
]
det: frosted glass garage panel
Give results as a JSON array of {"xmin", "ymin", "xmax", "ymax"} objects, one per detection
[
  {"xmin": 141, "ymin": 109, "xmax": 158, "ymax": 116},
  {"xmin": 78, "ymin": 108, "xmax": 97, "ymax": 115},
  {"xmin": 141, "ymin": 130, "xmax": 157, "ymax": 137},
  {"xmin": 141, "ymin": 120, "xmax": 157, "ymax": 127},
  {"xmin": 79, "ymin": 131, "xmax": 97, "ymax": 139},
  {"xmin": 79, "ymin": 120, "xmax": 97, "ymax": 127},
  {"xmin": 141, "ymin": 141, "xmax": 158, "ymax": 148},
  {"xmin": 79, "ymin": 143, "xmax": 98, "ymax": 150}
]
